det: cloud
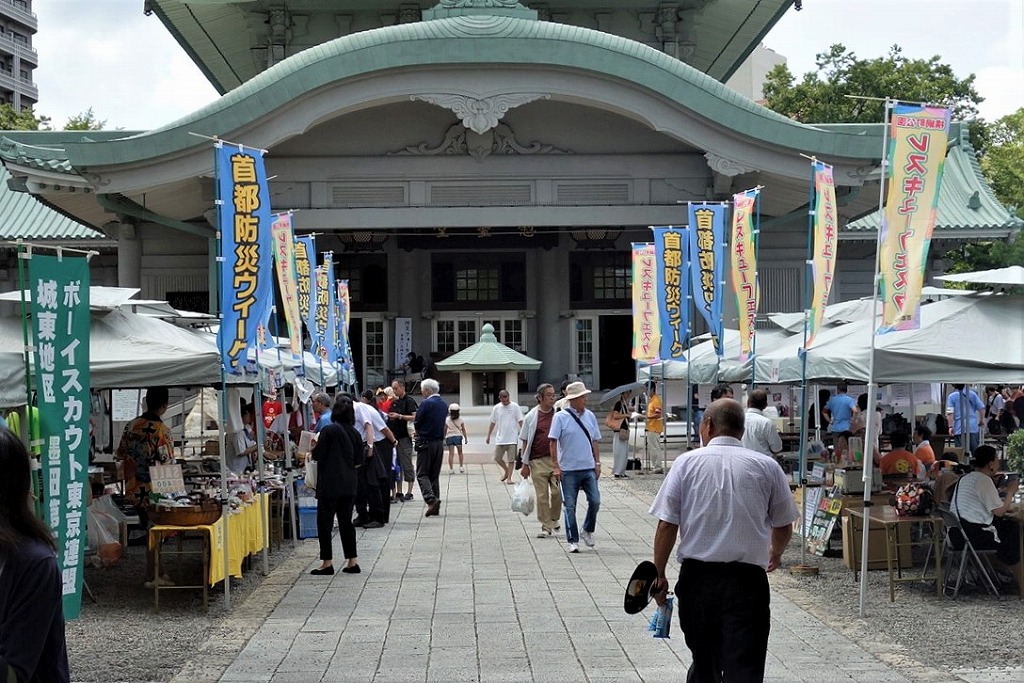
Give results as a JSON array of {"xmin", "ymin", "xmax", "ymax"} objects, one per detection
[{"xmin": 974, "ymin": 66, "xmax": 1024, "ymax": 121}]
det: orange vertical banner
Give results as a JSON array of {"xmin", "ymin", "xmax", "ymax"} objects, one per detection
[
  {"xmin": 631, "ymin": 243, "xmax": 659, "ymax": 362},
  {"xmin": 807, "ymin": 162, "xmax": 838, "ymax": 348},
  {"xmin": 879, "ymin": 104, "xmax": 951, "ymax": 332},
  {"xmin": 729, "ymin": 190, "xmax": 759, "ymax": 360}
]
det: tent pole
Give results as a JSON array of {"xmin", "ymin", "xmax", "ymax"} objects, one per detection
[
  {"xmin": 217, "ymin": 384, "xmax": 231, "ymax": 609},
  {"xmin": 252, "ymin": 371, "xmax": 270, "ymax": 576},
  {"xmin": 859, "ymin": 98, "xmax": 893, "ymax": 618}
]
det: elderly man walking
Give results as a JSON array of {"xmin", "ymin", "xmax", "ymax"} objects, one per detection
[
  {"xmin": 414, "ymin": 378, "xmax": 448, "ymax": 517},
  {"xmin": 550, "ymin": 381, "xmax": 602, "ymax": 553},
  {"xmin": 741, "ymin": 389, "xmax": 783, "ymax": 457},
  {"xmin": 486, "ymin": 389, "xmax": 523, "ymax": 484},
  {"xmin": 649, "ymin": 399, "xmax": 798, "ymax": 683},
  {"xmin": 519, "ymin": 383, "xmax": 562, "ymax": 538}
]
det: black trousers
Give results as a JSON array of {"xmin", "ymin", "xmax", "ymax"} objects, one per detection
[
  {"xmin": 416, "ymin": 440, "xmax": 444, "ymax": 505},
  {"xmin": 675, "ymin": 559, "xmax": 771, "ymax": 683},
  {"xmin": 316, "ymin": 494, "xmax": 356, "ymax": 562},
  {"xmin": 962, "ymin": 517, "xmax": 1021, "ymax": 566},
  {"xmin": 372, "ymin": 440, "xmax": 394, "ymax": 524},
  {"xmin": 356, "ymin": 461, "xmax": 385, "ymax": 524}
]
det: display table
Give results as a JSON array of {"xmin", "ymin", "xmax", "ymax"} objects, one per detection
[
  {"xmin": 148, "ymin": 493, "xmax": 269, "ymax": 609},
  {"xmin": 846, "ymin": 506, "xmax": 943, "ymax": 602}
]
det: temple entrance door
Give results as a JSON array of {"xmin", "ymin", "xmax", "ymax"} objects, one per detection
[{"xmin": 598, "ymin": 314, "xmax": 633, "ymax": 390}]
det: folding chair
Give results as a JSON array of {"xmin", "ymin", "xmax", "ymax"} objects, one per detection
[{"xmin": 937, "ymin": 507, "xmax": 1000, "ymax": 598}]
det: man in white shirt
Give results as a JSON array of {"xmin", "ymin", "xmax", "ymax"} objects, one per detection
[
  {"xmin": 741, "ymin": 389, "xmax": 783, "ymax": 457},
  {"xmin": 354, "ymin": 394, "xmax": 398, "ymax": 529},
  {"xmin": 486, "ymin": 390, "xmax": 523, "ymax": 484},
  {"xmin": 649, "ymin": 399, "xmax": 798, "ymax": 683}
]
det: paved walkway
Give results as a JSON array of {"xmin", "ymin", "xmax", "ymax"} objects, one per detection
[{"xmin": 211, "ymin": 464, "xmax": 915, "ymax": 683}]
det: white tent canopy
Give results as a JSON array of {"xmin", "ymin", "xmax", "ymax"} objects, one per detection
[
  {"xmin": 638, "ymin": 328, "xmax": 795, "ymax": 384},
  {"xmin": 746, "ymin": 294, "xmax": 1024, "ymax": 384},
  {"xmin": 934, "ymin": 265, "xmax": 1024, "ymax": 287}
]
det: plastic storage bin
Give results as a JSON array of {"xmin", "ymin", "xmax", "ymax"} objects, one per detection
[{"xmin": 298, "ymin": 507, "xmax": 318, "ymax": 539}]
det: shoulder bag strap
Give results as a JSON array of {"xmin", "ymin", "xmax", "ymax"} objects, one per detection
[{"xmin": 565, "ymin": 409, "xmax": 593, "ymax": 441}]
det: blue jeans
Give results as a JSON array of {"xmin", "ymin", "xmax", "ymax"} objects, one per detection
[
  {"xmin": 954, "ymin": 432, "xmax": 980, "ymax": 456},
  {"xmin": 560, "ymin": 469, "xmax": 600, "ymax": 544}
]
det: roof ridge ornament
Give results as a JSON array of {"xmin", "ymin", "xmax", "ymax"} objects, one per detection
[
  {"xmin": 423, "ymin": 0, "xmax": 537, "ymax": 21},
  {"xmin": 412, "ymin": 92, "xmax": 547, "ymax": 134}
]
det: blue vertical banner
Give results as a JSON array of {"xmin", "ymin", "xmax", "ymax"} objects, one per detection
[
  {"xmin": 293, "ymin": 235, "xmax": 317, "ymax": 340},
  {"xmin": 312, "ymin": 253, "xmax": 338, "ymax": 364},
  {"xmin": 651, "ymin": 226, "xmax": 689, "ymax": 360},
  {"xmin": 687, "ymin": 202, "xmax": 727, "ymax": 355},
  {"xmin": 337, "ymin": 279, "xmax": 357, "ymax": 387},
  {"xmin": 215, "ymin": 143, "xmax": 274, "ymax": 371},
  {"xmin": 30, "ymin": 254, "xmax": 90, "ymax": 619}
]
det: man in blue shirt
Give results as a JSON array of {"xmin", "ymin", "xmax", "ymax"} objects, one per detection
[
  {"xmin": 549, "ymin": 381, "xmax": 602, "ymax": 553},
  {"xmin": 824, "ymin": 382, "xmax": 858, "ymax": 462},
  {"xmin": 413, "ymin": 378, "xmax": 448, "ymax": 517},
  {"xmin": 312, "ymin": 392, "xmax": 333, "ymax": 433},
  {"xmin": 945, "ymin": 384, "xmax": 985, "ymax": 456}
]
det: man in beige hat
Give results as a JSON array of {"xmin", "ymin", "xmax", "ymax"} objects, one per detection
[{"xmin": 549, "ymin": 381, "xmax": 603, "ymax": 553}]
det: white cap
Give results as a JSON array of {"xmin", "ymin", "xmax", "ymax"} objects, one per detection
[{"xmin": 450, "ymin": 403, "xmax": 460, "ymax": 411}]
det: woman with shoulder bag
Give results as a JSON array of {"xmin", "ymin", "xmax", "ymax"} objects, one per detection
[
  {"xmin": 309, "ymin": 396, "xmax": 365, "ymax": 576},
  {"xmin": 607, "ymin": 390, "xmax": 633, "ymax": 479}
]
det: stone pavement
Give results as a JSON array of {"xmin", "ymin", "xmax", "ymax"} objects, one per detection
[{"xmin": 206, "ymin": 463, "xmax": 921, "ymax": 683}]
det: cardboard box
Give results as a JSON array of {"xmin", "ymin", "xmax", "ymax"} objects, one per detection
[{"xmin": 841, "ymin": 513, "xmax": 913, "ymax": 570}]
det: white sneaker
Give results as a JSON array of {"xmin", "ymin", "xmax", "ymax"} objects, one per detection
[
  {"xmin": 459, "ymin": 467, "xmax": 465, "ymax": 473},
  {"xmin": 537, "ymin": 527, "xmax": 552, "ymax": 538},
  {"xmin": 567, "ymin": 543, "xmax": 579, "ymax": 554},
  {"xmin": 581, "ymin": 531, "xmax": 595, "ymax": 548}
]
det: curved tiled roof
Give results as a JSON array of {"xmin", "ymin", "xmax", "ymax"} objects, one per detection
[
  {"xmin": 52, "ymin": 14, "xmax": 885, "ymax": 169},
  {"xmin": 0, "ymin": 167, "xmax": 104, "ymax": 240},
  {"xmin": 845, "ymin": 128, "xmax": 1022, "ymax": 234}
]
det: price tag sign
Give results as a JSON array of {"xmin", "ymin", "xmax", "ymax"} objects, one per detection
[{"xmin": 150, "ymin": 464, "xmax": 186, "ymax": 495}]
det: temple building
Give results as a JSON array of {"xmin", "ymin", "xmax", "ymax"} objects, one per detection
[{"xmin": 0, "ymin": 0, "xmax": 1018, "ymax": 391}]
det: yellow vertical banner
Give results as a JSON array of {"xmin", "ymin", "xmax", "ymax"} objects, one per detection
[
  {"xmin": 807, "ymin": 162, "xmax": 838, "ymax": 348},
  {"xmin": 270, "ymin": 213, "xmax": 302, "ymax": 355},
  {"xmin": 879, "ymin": 104, "xmax": 951, "ymax": 332},
  {"xmin": 729, "ymin": 190, "xmax": 759, "ymax": 360},
  {"xmin": 631, "ymin": 243, "xmax": 660, "ymax": 362}
]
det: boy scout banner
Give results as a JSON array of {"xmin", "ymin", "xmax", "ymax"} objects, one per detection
[
  {"xmin": 807, "ymin": 162, "xmax": 838, "ymax": 348},
  {"xmin": 687, "ymin": 203, "xmax": 726, "ymax": 355},
  {"xmin": 294, "ymin": 235, "xmax": 316, "ymax": 338},
  {"xmin": 631, "ymin": 243, "xmax": 659, "ymax": 362},
  {"xmin": 270, "ymin": 213, "xmax": 302, "ymax": 355},
  {"xmin": 729, "ymin": 190, "xmax": 759, "ymax": 361},
  {"xmin": 215, "ymin": 143, "xmax": 274, "ymax": 371},
  {"xmin": 879, "ymin": 104, "xmax": 951, "ymax": 333},
  {"xmin": 30, "ymin": 254, "xmax": 90, "ymax": 619},
  {"xmin": 651, "ymin": 226, "xmax": 688, "ymax": 360}
]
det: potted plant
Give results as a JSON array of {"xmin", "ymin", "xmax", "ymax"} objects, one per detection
[{"xmin": 1006, "ymin": 430, "xmax": 1024, "ymax": 474}]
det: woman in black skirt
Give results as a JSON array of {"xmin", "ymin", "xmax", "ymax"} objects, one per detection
[{"xmin": 310, "ymin": 396, "xmax": 365, "ymax": 575}]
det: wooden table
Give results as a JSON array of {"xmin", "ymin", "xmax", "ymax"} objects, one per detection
[{"xmin": 846, "ymin": 506, "xmax": 943, "ymax": 602}]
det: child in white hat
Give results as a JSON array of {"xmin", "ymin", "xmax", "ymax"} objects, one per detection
[{"xmin": 445, "ymin": 403, "xmax": 468, "ymax": 473}]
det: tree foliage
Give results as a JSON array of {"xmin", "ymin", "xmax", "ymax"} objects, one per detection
[
  {"xmin": 980, "ymin": 108, "xmax": 1024, "ymax": 219},
  {"xmin": 0, "ymin": 103, "xmax": 50, "ymax": 130},
  {"xmin": 63, "ymin": 107, "xmax": 106, "ymax": 131},
  {"xmin": 762, "ymin": 44, "xmax": 983, "ymax": 126}
]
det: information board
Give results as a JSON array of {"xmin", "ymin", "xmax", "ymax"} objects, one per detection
[
  {"xmin": 150, "ymin": 464, "xmax": 186, "ymax": 495},
  {"xmin": 111, "ymin": 389, "xmax": 142, "ymax": 422},
  {"xmin": 806, "ymin": 485, "xmax": 843, "ymax": 556}
]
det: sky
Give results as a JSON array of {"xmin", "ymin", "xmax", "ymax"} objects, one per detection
[{"xmin": 33, "ymin": 0, "xmax": 1024, "ymax": 131}]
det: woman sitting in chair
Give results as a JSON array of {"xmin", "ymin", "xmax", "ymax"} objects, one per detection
[{"xmin": 950, "ymin": 446, "xmax": 1020, "ymax": 569}]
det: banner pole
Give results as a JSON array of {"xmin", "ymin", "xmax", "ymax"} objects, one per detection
[
  {"xmin": 213, "ymin": 141, "xmax": 232, "ymax": 610},
  {"xmin": 252, "ymin": 344, "xmax": 269, "ymax": 576},
  {"xmin": 796, "ymin": 159, "xmax": 816, "ymax": 572},
  {"xmin": 15, "ymin": 244, "xmax": 42, "ymax": 516},
  {"xmin": 750, "ymin": 191, "xmax": 762, "ymax": 388},
  {"xmin": 859, "ymin": 98, "xmax": 893, "ymax": 618}
]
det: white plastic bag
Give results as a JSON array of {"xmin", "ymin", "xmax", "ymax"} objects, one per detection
[
  {"xmin": 304, "ymin": 458, "xmax": 318, "ymax": 490},
  {"xmin": 86, "ymin": 503, "xmax": 123, "ymax": 567},
  {"xmin": 511, "ymin": 478, "xmax": 535, "ymax": 516}
]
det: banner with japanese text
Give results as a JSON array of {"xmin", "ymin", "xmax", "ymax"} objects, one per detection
[
  {"xmin": 215, "ymin": 143, "xmax": 274, "ymax": 371},
  {"xmin": 337, "ymin": 280, "xmax": 357, "ymax": 387},
  {"xmin": 270, "ymin": 213, "xmax": 302, "ymax": 355},
  {"xmin": 631, "ymin": 243, "xmax": 659, "ymax": 361},
  {"xmin": 293, "ymin": 235, "xmax": 316, "ymax": 337},
  {"xmin": 808, "ymin": 162, "xmax": 839, "ymax": 348},
  {"xmin": 652, "ymin": 226, "xmax": 688, "ymax": 360},
  {"xmin": 879, "ymin": 104, "xmax": 951, "ymax": 332},
  {"xmin": 688, "ymin": 203, "xmax": 726, "ymax": 354},
  {"xmin": 312, "ymin": 255, "xmax": 337, "ymax": 364},
  {"xmin": 729, "ymin": 190, "xmax": 759, "ymax": 361},
  {"xmin": 30, "ymin": 254, "xmax": 90, "ymax": 620}
]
